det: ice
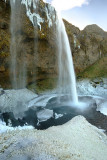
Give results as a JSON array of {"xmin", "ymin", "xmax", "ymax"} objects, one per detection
[
  {"xmin": 0, "ymin": 120, "xmax": 34, "ymax": 134},
  {"xmin": 21, "ymin": 0, "xmax": 44, "ymax": 30},
  {"xmin": 37, "ymin": 109, "xmax": 53, "ymax": 122},
  {"xmin": 28, "ymin": 94, "xmax": 57, "ymax": 108}
]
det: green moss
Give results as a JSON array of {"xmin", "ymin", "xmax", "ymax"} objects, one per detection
[
  {"xmin": 28, "ymin": 78, "xmax": 57, "ymax": 94},
  {"xmin": 0, "ymin": 30, "xmax": 10, "ymax": 57},
  {"xmin": 0, "ymin": 51, "xmax": 9, "ymax": 58},
  {"xmin": 78, "ymin": 57, "xmax": 107, "ymax": 79}
]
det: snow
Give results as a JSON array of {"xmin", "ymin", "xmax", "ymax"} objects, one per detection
[
  {"xmin": 21, "ymin": 0, "xmax": 55, "ymax": 29},
  {"xmin": 55, "ymin": 113, "xmax": 63, "ymax": 119},
  {"xmin": 77, "ymin": 79, "xmax": 107, "ymax": 97},
  {"xmin": 21, "ymin": 0, "xmax": 44, "ymax": 30},
  {"xmin": 0, "ymin": 88, "xmax": 37, "ymax": 118},
  {"xmin": 96, "ymin": 99, "xmax": 107, "ymax": 116},
  {"xmin": 45, "ymin": 5, "xmax": 55, "ymax": 28},
  {"xmin": 0, "ymin": 120, "xmax": 34, "ymax": 134},
  {"xmin": 77, "ymin": 79, "xmax": 107, "ymax": 116},
  {"xmin": 0, "ymin": 116, "xmax": 107, "ymax": 160}
]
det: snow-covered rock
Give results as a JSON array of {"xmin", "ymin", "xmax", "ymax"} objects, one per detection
[
  {"xmin": 77, "ymin": 79, "xmax": 107, "ymax": 97},
  {"xmin": 0, "ymin": 120, "xmax": 34, "ymax": 134},
  {"xmin": 0, "ymin": 89, "xmax": 37, "ymax": 118},
  {"xmin": 0, "ymin": 116, "xmax": 107, "ymax": 160},
  {"xmin": 96, "ymin": 99, "xmax": 107, "ymax": 116}
]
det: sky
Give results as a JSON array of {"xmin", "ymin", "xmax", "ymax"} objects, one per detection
[{"xmin": 43, "ymin": 0, "xmax": 107, "ymax": 31}]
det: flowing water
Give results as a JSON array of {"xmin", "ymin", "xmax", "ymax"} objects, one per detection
[
  {"xmin": 10, "ymin": 0, "xmax": 27, "ymax": 89},
  {"xmin": 56, "ymin": 15, "xmax": 78, "ymax": 104},
  {"xmin": 10, "ymin": 0, "xmax": 78, "ymax": 104}
]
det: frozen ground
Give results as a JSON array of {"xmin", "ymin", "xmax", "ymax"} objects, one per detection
[
  {"xmin": 0, "ymin": 120, "xmax": 34, "ymax": 134},
  {"xmin": 0, "ymin": 116, "xmax": 107, "ymax": 160},
  {"xmin": 77, "ymin": 78, "xmax": 107, "ymax": 98},
  {"xmin": 77, "ymin": 78, "xmax": 107, "ymax": 116}
]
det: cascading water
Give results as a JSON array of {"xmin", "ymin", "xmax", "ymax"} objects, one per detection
[
  {"xmin": 56, "ymin": 14, "xmax": 78, "ymax": 104},
  {"xmin": 10, "ymin": 0, "xmax": 27, "ymax": 89},
  {"xmin": 9, "ymin": 0, "xmax": 55, "ymax": 90},
  {"xmin": 9, "ymin": 0, "xmax": 78, "ymax": 104}
]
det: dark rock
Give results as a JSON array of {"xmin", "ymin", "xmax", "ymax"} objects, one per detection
[{"xmin": 0, "ymin": 21, "xmax": 8, "ymax": 29}]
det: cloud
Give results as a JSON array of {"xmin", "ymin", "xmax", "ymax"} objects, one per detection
[{"xmin": 51, "ymin": 0, "xmax": 89, "ymax": 11}]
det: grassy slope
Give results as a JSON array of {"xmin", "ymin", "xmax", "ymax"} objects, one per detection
[{"xmin": 78, "ymin": 57, "xmax": 107, "ymax": 79}]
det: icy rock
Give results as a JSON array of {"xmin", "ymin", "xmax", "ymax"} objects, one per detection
[
  {"xmin": 0, "ymin": 89, "xmax": 37, "ymax": 118},
  {"xmin": 96, "ymin": 99, "xmax": 107, "ymax": 116},
  {"xmin": 37, "ymin": 109, "xmax": 53, "ymax": 122}
]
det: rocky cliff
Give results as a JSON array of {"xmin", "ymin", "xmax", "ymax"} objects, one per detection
[
  {"xmin": 64, "ymin": 20, "xmax": 107, "ymax": 76},
  {"xmin": 0, "ymin": 0, "xmax": 107, "ymax": 89},
  {"xmin": 0, "ymin": 0, "xmax": 57, "ymax": 89}
]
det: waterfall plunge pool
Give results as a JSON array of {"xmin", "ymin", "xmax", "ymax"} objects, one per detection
[{"xmin": 0, "ymin": 94, "xmax": 107, "ymax": 134}]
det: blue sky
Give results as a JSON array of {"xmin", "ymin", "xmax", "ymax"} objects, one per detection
[{"xmin": 44, "ymin": 0, "xmax": 107, "ymax": 31}]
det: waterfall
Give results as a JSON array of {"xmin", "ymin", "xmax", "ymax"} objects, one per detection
[
  {"xmin": 9, "ymin": 0, "xmax": 78, "ymax": 104},
  {"xmin": 57, "ymin": 15, "xmax": 78, "ymax": 104},
  {"xmin": 10, "ymin": 0, "xmax": 27, "ymax": 89}
]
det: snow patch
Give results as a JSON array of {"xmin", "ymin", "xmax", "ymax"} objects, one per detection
[
  {"xmin": 0, "ymin": 120, "xmax": 34, "ymax": 134},
  {"xmin": 55, "ymin": 113, "xmax": 63, "ymax": 119},
  {"xmin": 0, "ymin": 116, "xmax": 107, "ymax": 160},
  {"xmin": 0, "ymin": 89, "xmax": 37, "ymax": 118},
  {"xmin": 96, "ymin": 99, "xmax": 107, "ymax": 116}
]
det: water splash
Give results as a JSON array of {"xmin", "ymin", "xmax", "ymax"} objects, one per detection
[{"xmin": 9, "ymin": 0, "xmax": 55, "ymax": 90}]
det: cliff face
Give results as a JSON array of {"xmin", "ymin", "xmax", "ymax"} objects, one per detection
[
  {"xmin": 64, "ymin": 20, "xmax": 107, "ymax": 75},
  {"xmin": 0, "ymin": 0, "xmax": 107, "ymax": 88},
  {"xmin": 0, "ymin": 0, "xmax": 57, "ymax": 88}
]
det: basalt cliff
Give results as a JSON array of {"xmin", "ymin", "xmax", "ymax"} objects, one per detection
[{"xmin": 0, "ymin": 0, "xmax": 107, "ymax": 89}]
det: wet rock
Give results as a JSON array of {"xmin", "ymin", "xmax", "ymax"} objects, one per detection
[
  {"xmin": 0, "ymin": 21, "xmax": 8, "ymax": 29},
  {"xmin": 0, "ymin": 88, "xmax": 5, "ymax": 96},
  {"xmin": 0, "ymin": 66, "xmax": 5, "ymax": 72}
]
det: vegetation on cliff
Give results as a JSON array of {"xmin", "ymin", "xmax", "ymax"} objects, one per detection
[{"xmin": 0, "ymin": 0, "xmax": 107, "ymax": 90}]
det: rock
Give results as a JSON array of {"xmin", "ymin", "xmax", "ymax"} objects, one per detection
[
  {"xmin": 64, "ymin": 20, "xmax": 107, "ymax": 74},
  {"xmin": 0, "ymin": 89, "xmax": 37, "ymax": 118},
  {"xmin": 0, "ymin": 0, "xmax": 57, "ymax": 89},
  {"xmin": 83, "ymin": 24, "xmax": 107, "ymax": 36},
  {"xmin": 0, "ymin": 21, "xmax": 8, "ymax": 29},
  {"xmin": 0, "ymin": 6, "xmax": 2, "ymax": 12},
  {"xmin": 0, "ymin": 66, "xmax": 5, "ymax": 72},
  {"xmin": 0, "ymin": 88, "xmax": 5, "ymax": 96},
  {"xmin": 0, "ymin": 0, "xmax": 107, "ymax": 89}
]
